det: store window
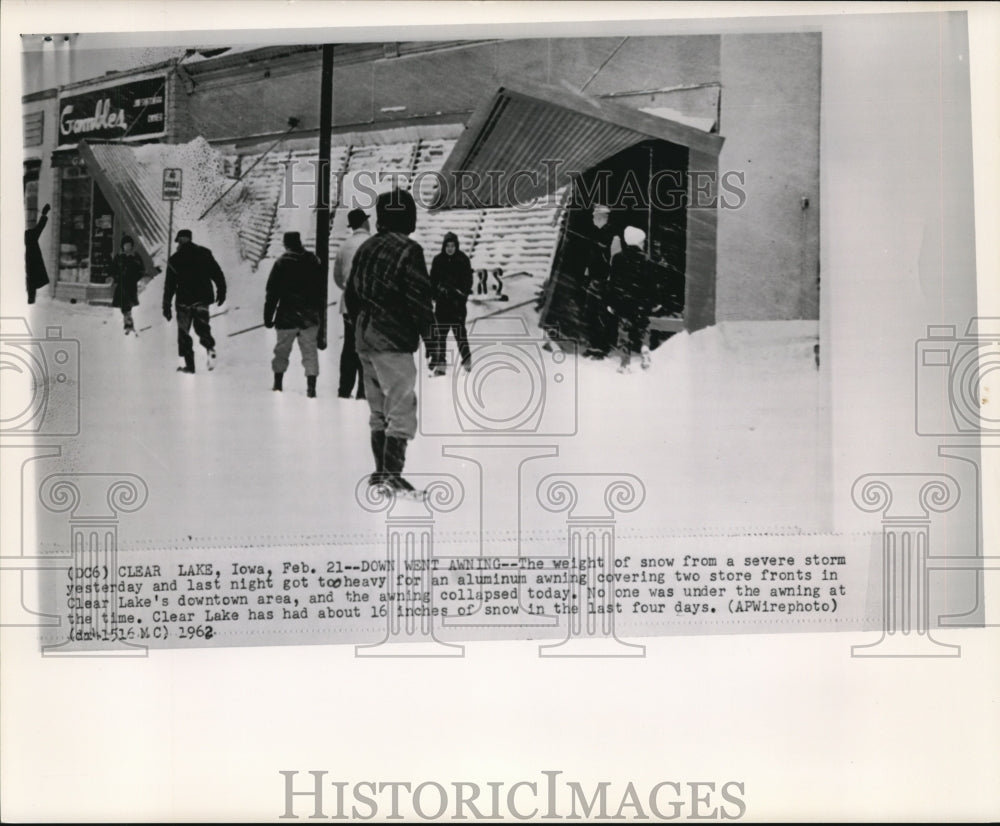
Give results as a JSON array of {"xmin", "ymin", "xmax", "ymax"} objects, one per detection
[
  {"xmin": 59, "ymin": 166, "xmax": 92, "ymax": 283},
  {"xmin": 23, "ymin": 161, "xmax": 41, "ymax": 228},
  {"xmin": 23, "ymin": 111, "xmax": 44, "ymax": 148},
  {"xmin": 89, "ymin": 186, "xmax": 115, "ymax": 284}
]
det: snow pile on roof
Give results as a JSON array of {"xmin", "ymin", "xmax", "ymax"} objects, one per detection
[
  {"xmin": 639, "ymin": 106, "xmax": 715, "ymax": 133},
  {"xmin": 222, "ymin": 129, "xmax": 566, "ymax": 282},
  {"xmin": 128, "ymin": 137, "xmax": 248, "ymax": 280}
]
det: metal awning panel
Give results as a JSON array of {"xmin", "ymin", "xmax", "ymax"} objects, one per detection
[
  {"xmin": 77, "ymin": 140, "xmax": 166, "ymax": 274},
  {"xmin": 433, "ymin": 80, "xmax": 724, "ymax": 209}
]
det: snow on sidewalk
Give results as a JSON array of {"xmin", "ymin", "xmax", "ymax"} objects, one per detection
[{"xmin": 27, "ymin": 284, "xmax": 825, "ymax": 552}]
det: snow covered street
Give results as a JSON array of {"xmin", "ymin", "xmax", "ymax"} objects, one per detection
[{"xmin": 22, "ymin": 260, "xmax": 826, "ymax": 556}]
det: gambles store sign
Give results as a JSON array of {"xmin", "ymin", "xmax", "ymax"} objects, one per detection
[{"xmin": 58, "ymin": 76, "xmax": 167, "ymax": 146}]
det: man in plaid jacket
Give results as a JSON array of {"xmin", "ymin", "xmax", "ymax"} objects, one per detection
[{"xmin": 344, "ymin": 188, "xmax": 433, "ymax": 496}]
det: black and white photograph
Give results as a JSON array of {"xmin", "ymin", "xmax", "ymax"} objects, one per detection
[{"xmin": 2, "ymin": 1, "xmax": 998, "ymax": 822}]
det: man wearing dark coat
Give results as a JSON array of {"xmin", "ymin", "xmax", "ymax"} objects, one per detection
[
  {"xmin": 24, "ymin": 204, "xmax": 51, "ymax": 304},
  {"xmin": 111, "ymin": 235, "xmax": 147, "ymax": 335},
  {"xmin": 162, "ymin": 229, "xmax": 227, "ymax": 373},
  {"xmin": 264, "ymin": 231, "xmax": 327, "ymax": 397},
  {"xmin": 537, "ymin": 202, "xmax": 617, "ymax": 353},
  {"xmin": 428, "ymin": 231, "xmax": 473, "ymax": 376},
  {"xmin": 582, "ymin": 203, "xmax": 618, "ymax": 358}
]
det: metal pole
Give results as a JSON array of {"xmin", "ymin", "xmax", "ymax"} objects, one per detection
[
  {"xmin": 167, "ymin": 200, "xmax": 174, "ymax": 274},
  {"xmin": 647, "ymin": 145, "xmax": 653, "ymax": 257},
  {"xmin": 197, "ymin": 121, "xmax": 298, "ymax": 222},
  {"xmin": 316, "ymin": 44, "xmax": 334, "ymax": 341}
]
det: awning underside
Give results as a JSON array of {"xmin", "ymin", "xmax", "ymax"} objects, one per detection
[
  {"xmin": 433, "ymin": 82, "xmax": 723, "ymax": 210},
  {"xmin": 78, "ymin": 141, "xmax": 170, "ymax": 274}
]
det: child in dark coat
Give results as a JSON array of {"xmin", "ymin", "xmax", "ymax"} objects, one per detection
[
  {"xmin": 111, "ymin": 235, "xmax": 147, "ymax": 334},
  {"xmin": 428, "ymin": 231, "xmax": 473, "ymax": 375}
]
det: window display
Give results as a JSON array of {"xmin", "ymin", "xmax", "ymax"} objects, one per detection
[
  {"xmin": 89, "ymin": 184, "xmax": 115, "ymax": 283},
  {"xmin": 58, "ymin": 166, "xmax": 92, "ymax": 282}
]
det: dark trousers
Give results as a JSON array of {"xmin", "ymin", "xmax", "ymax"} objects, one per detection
[
  {"xmin": 338, "ymin": 315, "xmax": 365, "ymax": 397},
  {"xmin": 585, "ymin": 287, "xmax": 611, "ymax": 354},
  {"xmin": 616, "ymin": 315, "xmax": 651, "ymax": 366},
  {"xmin": 429, "ymin": 309, "xmax": 471, "ymax": 369},
  {"xmin": 176, "ymin": 303, "xmax": 215, "ymax": 359}
]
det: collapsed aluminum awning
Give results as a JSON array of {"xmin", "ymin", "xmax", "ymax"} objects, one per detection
[
  {"xmin": 77, "ymin": 140, "xmax": 166, "ymax": 276},
  {"xmin": 431, "ymin": 80, "xmax": 724, "ymax": 210}
]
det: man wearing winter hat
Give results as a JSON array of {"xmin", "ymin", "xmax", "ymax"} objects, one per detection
[
  {"xmin": 332, "ymin": 208, "xmax": 370, "ymax": 399},
  {"xmin": 607, "ymin": 225, "xmax": 656, "ymax": 373},
  {"xmin": 264, "ymin": 231, "xmax": 327, "ymax": 397},
  {"xmin": 344, "ymin": 188, "xmax": 434, "ymax": 497},
  {"xmin": 163, "ymin": 229, "xmax": 227, "ymax": 373}
]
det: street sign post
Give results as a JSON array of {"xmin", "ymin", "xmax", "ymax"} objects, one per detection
[
  {"xmin": 162, "ymin": 168, "xmax": 182, "ymax": 273},
  {"xmin": 162, "ymin": 168, "xmax": 182, "ymax": 200}
]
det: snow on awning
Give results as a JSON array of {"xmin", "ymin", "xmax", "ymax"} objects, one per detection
[
  {"xmin": 77, "ymin": 138, "xmax": 240, "ymax": 274},
  {"xmin": 77, "ymin": 140, "xmax": 169, "ymax": 274},
  {"xmin": 639, "ymin": 107, "xmax": 716, "ymax": 133},
  {"xmin": 431, "ymin": 80, "xmax": 724, "ymax": 210}
]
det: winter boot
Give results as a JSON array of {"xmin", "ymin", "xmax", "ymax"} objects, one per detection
[
  {"xmin": 640, "ymin": 346, "xmax": 652, "ymax": 371},
  {"xmin": 307, "ymin": 375, "xmax": 317, "ymax": 398},
  {"xmin": 272, "ymin": 372, "xmax": 284, "ymax": 392},
  {"xmin": 368, "ymin": 430, "xmax": 387, "ymax": 486},
  {"xmin": 177, "ymin": 354, "xmax": 195, "ymax": 373},
  {"xmin": 383, "ymin": 435, "xmax": 422, "ymax": 498},
  {"xmin": 207, "ymin": 349, "xmax": 217, "ymax": 371}
]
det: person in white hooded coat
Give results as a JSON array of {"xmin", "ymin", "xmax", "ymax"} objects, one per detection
[{"xmin": 607, "ymin": 226, "xmax": 656, "ymax": 373}]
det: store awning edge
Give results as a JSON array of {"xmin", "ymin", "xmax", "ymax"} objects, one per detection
[
  {"xmin": 77, "ymin": 140, "xmax": 162, "ymax": 278},
  {"xmin": 431, "ymin": 79, "xmax": 725, "ymax": 210}
]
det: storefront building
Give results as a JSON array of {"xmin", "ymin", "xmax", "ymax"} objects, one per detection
[
  {"xmin": 22, "ymin": 87, "xmax": 59, "ymax": 296},
  {"xmin": 26, "ymin": 63, "xmax": 181, "ymax": 302},
  {"xmin": 24, "ymin": 35, "xmax": 820, "ymax": 330}
]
